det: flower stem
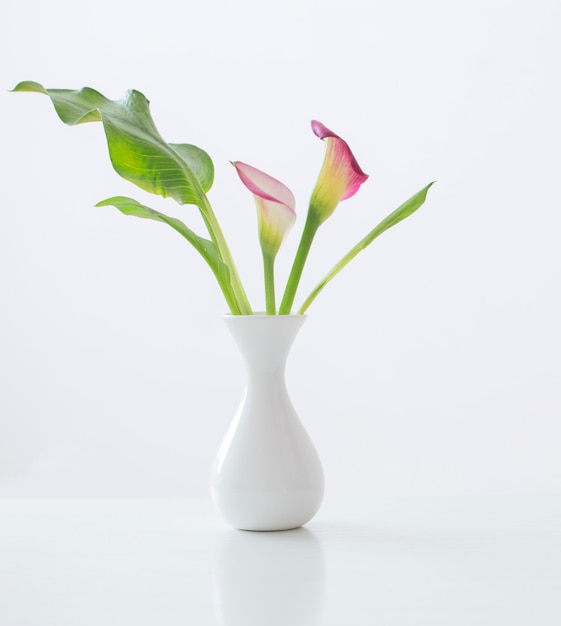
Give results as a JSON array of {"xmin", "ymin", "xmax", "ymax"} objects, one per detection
[
  {"xmin": 198, "ymin": 194, "xmax": 253, "ymax": 315},
  {"xmin": 171, "ymin": 156, "xmax": 252, "ymax": 315},
  {"xmin": 279, "ymin": 212, "xmax": 320, "ymax": 315},
  {"xmin": 263, "ymin": 252, "xmax": 276, "ymax": 315}
]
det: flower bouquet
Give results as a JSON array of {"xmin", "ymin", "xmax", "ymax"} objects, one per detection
[
  {"xmin": 12, "ymin": 81, "xmax": 433, "ymax": 316},
  {"xmin": 12, "ymin": 81, "xmax": 434, "ymax": 529}
]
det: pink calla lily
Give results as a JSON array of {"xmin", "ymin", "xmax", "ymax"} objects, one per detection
[
  {"xmin": 232, "ymin": 161, "xmax": 296, "ymax": 256},
  {"xmin": 309, "ymin": 120, "xmax": 369, "ymax": 223}
]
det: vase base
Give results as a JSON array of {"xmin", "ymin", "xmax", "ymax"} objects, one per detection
[
  {"xmin": 234, "ymin": 524, "xmax": 305, "ymax": 533},
  {"xmin": 211, "ymin": 486, "xmax": 323, "ymax": 533}
]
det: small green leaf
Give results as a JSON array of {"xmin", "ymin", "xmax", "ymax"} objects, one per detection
[
  {"xmin": 96, "ymin": 196, "xmax": 241, "ymax": 314},
  {"xmin": 298, "ymin": 182, "xmax": 435, "ymax": 313}
]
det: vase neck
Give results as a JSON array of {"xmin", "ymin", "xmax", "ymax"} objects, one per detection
[{"xmin": 224, "ymin": 315, "xmax": 306, "ymax": 374}]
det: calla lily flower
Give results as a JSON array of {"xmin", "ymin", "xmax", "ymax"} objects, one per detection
[
  {"xmin": 233, "ymin": 161, "xmax": 296, "ymax": 314},
  {"xmin": 232, "ymin": 161, "xmax": 296, "ymax": 257},
  {"xmin": 309, "ymin": 120, "xmax": 369, "ymax": 224},
  {"xmin": 278, "ymin": 121, "xmax": 369, "ymax": 314}
]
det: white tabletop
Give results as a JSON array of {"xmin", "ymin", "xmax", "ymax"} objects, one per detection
[{"xmin": 0, "ymin": 496, "xmax": 560, "ymax": 625}]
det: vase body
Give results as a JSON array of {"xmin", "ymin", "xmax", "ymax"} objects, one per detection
[{"xmin": 210, "ymin": 315, "xmax": 324, "ymax": 531}]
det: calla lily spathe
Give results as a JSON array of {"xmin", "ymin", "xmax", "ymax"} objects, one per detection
[
  {"xmin": 232, "ymin": 161, "xmax": 296, "ymax": 257},
  {"xmin": 309, "ymin": 120, "xmax": 369, "ymax": 224}
]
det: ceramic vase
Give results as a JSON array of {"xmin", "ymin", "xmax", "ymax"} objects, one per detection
[{"xmin": 210, "ymin": 314, "xmax": 324, "ymax": 531}]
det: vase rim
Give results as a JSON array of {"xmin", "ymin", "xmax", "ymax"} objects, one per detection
[{"xmin": 223, "ymin": 313, "xmax": 307, "ymax": 319}]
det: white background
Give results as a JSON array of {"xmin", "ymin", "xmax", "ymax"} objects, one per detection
[{"xmin": 1, "ymin": 0, "xmax": 559, "ymax": 498}]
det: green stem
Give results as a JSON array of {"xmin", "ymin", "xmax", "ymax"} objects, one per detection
[
  {"xmin": 198, "ymin": 194, "xmax": 252, "ymax": 315},
  {"xmin": 214, "ymin": 266, "xmax": 242, "ymax": 315},
  {"xmin": 297, "ymin": 254, "xmax": 348, "ymax": 315},
  {"xmin": 279, "ymin": 212, "xmax": 320, "ymax": 315},
  {"xmin": 171, "ymin": 150, "xmax": 253, "ymax": 315},
  {"xmin": 263, "ymin": 252, "xmax": 276, "ymax": 315}
]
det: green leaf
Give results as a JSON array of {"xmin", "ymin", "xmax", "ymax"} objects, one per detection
[
  {"xmin": 170, "ymin": 143, "xmax": 214, "ymax": 194},
  {"xmin": 12, "ymin": 81, "xmax": 214, "ymax": 205},
  {"xmin": 298, "ymin": 182, "xmax": 435, "ymax": 314},
  {"xmin": 96, "ymin": 196, "xmax": 240, "ymax": 314},
  {"xmin": 13, "ymin": 81, "xmax": 253, "ymax": 314}
]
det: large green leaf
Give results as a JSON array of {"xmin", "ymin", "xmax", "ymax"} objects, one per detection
[
  {"xmin": 13, "ymin": 81, "xmax": 253, "ymax": 314},
  {"xmin": 95, "ymin": 196, "xmax": 241, "ymax": 313},
  {"xmin": 12, "ymin": 81, "xmax": 214, "ymax": 205}
]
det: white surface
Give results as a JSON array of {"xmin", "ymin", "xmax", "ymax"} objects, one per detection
[
  {"xmin": 0, "ymin": 496, "xmax": 560, "ymax": 624},
  {"xmin": 1, "ymin": 0, "xmax": 561, "ymax": 498},
  {"xmin": 211, "ymin": 315, "xmax": 324, "ymax": 530}
]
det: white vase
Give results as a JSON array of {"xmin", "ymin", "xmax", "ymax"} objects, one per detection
[{"xmin": 210, "ymin": 314, "xmax": 324, "ymax": 531}]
